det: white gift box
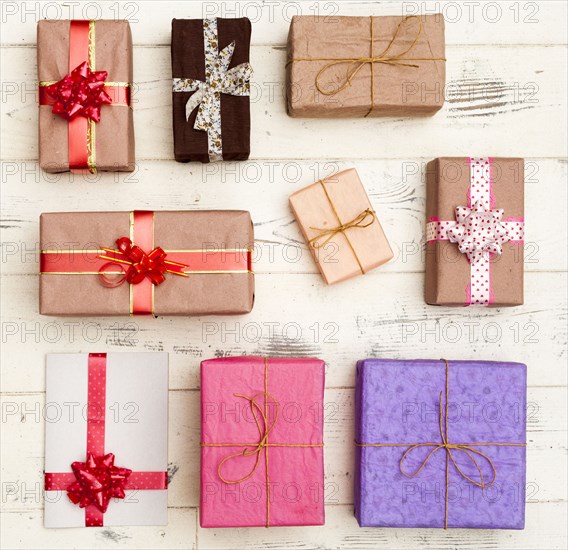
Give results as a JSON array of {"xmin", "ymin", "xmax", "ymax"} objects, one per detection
[{"xmin": 44, "ymin": 352, "xmax": 169, "ymax": 528}]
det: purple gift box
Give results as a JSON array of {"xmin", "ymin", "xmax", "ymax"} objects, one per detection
[{"xmin": 355, "ymin": 359, "xmax": 527, "ymax": 529}]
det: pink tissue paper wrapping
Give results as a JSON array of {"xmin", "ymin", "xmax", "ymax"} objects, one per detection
[{"xmin": 200, "ymin": 356, "xmax": 325, "ymax": 527}]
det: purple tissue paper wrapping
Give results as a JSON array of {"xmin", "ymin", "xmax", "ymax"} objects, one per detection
[{"xmin": 355, "ymin": 359, "xmax": 526, "ymax": 529}]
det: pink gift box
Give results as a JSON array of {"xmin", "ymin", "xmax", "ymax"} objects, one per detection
[{"xmin": 200, "ymin": 356, "xmax": 325, "ymax": 527}]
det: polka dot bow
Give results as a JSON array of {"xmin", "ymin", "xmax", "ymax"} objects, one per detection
[{"xmin": 447, "ymin": 201, "xmax": 511, "ymax": 263}]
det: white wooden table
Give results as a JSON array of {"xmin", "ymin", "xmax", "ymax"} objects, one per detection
[{"xmin": 1, "ymin": 1, "xmax": 567, "ymax": 548}]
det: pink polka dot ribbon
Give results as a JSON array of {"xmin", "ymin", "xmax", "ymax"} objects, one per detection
[
  {"xmin": 426, "ymin": 158, "xmax": 525, "ymax": 306},
  {"xmin": 44, "ymin": 353, "xmax": 168, "ymax": 527}
]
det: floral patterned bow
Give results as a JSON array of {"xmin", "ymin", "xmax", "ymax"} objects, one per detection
[
  {"xmin": 67, "ymin": 453, "xmax": 131, "ymax": 513},
  {"xmin": 447, "ymin": 201, "xmax": 511, "ymax": 263},
  {"xmin": 44, "ymin": 61, "xmax": 113, "ymax": 122}
]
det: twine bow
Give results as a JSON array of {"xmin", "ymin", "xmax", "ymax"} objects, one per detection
[
  {"xmin": 98, "ymin": 237, "xmax": 189, "ymax": 287},
  {"xmin": 356, "ymin": 359, "xmax": 526, "ymax": 529},
  {"xmin": 288, "ymin": 15, "xmax": 445, "ymax": 116},
  {"xmin": 45, "ymin": 61, "xmax": 112, "ymax": 122},
  {"xmin": 67, "ymin": 453, "xmax": 131, "ymax": 513},
  {"xmin": 309, "ymin": 208, "xmax": 376, "ymax": 249}
]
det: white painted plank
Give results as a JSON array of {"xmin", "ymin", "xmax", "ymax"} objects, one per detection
[
  {"xmin": 1, "ymin": 388, "xmax": 566, "ymax": 511},
  {"xmin": 1, "ymin": 272, "xmax": 566, "ymax": 393},
  {"xmin": 0, "ymin": 507, "xmax": 197, "ymax": 549},
  {"xmin": 197, "ymin": 501, "xmax": 568, "ymax": 549},
  {"xmin": 0, "ymin": 159, "xmax": 565, "ymax": 274},
  {"xmin": 1, "ymin": 44, "xmax": 567, "ymax": 160},
  {"xmin": 1, "ymin": 1, "xmax": 566, "ymax": 46}
]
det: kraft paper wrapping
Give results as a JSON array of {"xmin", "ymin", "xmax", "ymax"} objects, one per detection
[
  {"xmin": 37, "ymin": 20, "xmax": 135, "ymax": 172},
  {"xmin": 289, "ymin": 168, "xmax": 393, "ymax": 285},
  {"xmin": 40, "ymin": 211, "xmax": 254, "ymax": 316},
  {"xmin": 355, "ymin": 359, "xmax": 526, "ymax": 529},
  {"xmin": 286, "ymin": 15, "xmax": 445, "ymax": 117},
  {"xmin": 425, "ymin": 158, "xmax": 524, "ymax": 306},
  {"xmin": 171, "ymin": 18, "xmax": 251, "ymax": 162},
  {"xmin": 200, "ymin": 356, "xmax": 325, "ymax": 527}
]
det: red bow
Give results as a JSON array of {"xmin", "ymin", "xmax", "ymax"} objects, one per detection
[
  {"xmin": 99, "ymin": 237, "xmax": 189, "ymax": 287},
  {"xmin": 67, "ymin": 453, "xmax": 131, "ymax": 513},
  {"xmin": 45, "ymin": 61, "xmax": 113, "ymax": 122}
]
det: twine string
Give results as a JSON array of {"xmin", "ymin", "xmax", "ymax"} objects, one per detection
[
  {"xmin": 311, "ymin": 179, "xmax": 373, "ymax": 274},
  {"xmin": 309, "ymin": 208, "xmax": 376, "ymax": 249}
]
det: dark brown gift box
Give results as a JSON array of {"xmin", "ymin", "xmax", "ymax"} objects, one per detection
[
  {"xmin": 40, "ymin": 211, "xmax": 255, "ymax": 316},
  {"xmin": 171, "ymin": 18, "xmax": 251, "ymax": 163},
  {"xmin": 425, "ymin": 157, "xmax": 524, "ymax": 307},
  {"xmin": 286, "ymin": 14, "xmax": 445, "ymax": 118},
  {"xmin": 37, "ymin": 20, "xmax": 135, "ymax": 172}
]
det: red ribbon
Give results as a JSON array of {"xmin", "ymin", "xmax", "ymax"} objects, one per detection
[
  {"xmin": 98, "ymin": 237, "xmax": 189, "ymax": 288},
  {"xmin": 44, "ymin": 61, "xmax": 112, "ymax": 122},
  {"xmin": 67, "ymin": 453, "xmax": 132, "ymax": 513},
  {"xmin": 44, "ymin": 353, "xmax": 168, "ymax": 527}
]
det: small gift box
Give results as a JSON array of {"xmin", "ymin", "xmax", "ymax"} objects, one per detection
[
  {"xmin": 38, "ymin": 20, "xmax": 134, "ymax": 173},
  {"xmin": 40, "ymin": 210, "xmax": 254, "ymax": 316},
  {"xmin": 425, "ymin": 157, "xmax": 525, "ymax": 306},
  {"xmin": 289, "ymin": 168, "xmax": 393, "ymax": 284},
  {"xmin": 286, "ymin": 15, "xmax": 445, "ymax": 117},
  {"xmin": 171, "ymin": 18, "xmax": 252, "ymax": 162},
  {"xmin": 200, "ymin": 356, "xmax": 325, "ymax": 527},
  {"xmin": 44, "ymin": 352, "xmax": 168, "ymax": 527},
  {"xmin": 355, "ymin": 358, "xmax": 527, "ymax": 529}
]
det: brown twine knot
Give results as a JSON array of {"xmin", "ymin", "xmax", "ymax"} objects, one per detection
[
  {"xmin": 309, "ymin": 208, "xmax": 376, "ymax": 249},
  {"xmin": 216, "ymin": 392, "xmax": 279, "ymax": 484}
]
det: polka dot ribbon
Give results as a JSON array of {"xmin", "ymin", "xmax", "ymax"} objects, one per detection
[
  {"xmin": 44, "ymin": 353, "xmax": 168, "ymax": 527},
  {"xmin": 426, "ymin": 157, "xmax": 525, "ymax": 306}
]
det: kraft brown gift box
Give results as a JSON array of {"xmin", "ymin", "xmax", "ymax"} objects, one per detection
[
  {"xmin": 37, "ymin": 20, "xmax": 134, "ymax": 172},
  {"xmin": 425, "ymin": 157, "xmax": 525, "ymax": 307},
  {"xmin": 171, "ymin": 18, "xmax": 251, "ymax": 163},
  {"xmin": 40, "ymin": 211, "xmax": 254, "ymax": 316},
  {"xmin": 286, "ymin": 14, "xmax": 445, "ymax": 118},
  {"xmin": 289, "ymin": 168, "xmax": 393, "ymax": 285}
]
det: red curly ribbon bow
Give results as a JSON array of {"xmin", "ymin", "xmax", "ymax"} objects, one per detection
[
  {"xmin": 98, "ymin": 237, "xmax": 189, "ymax": 288},
  {"xmin": 67, "ymin": 453, "xmax": 132, "ymax": 513},
  {"xmin": 45, "ymin": 61, "xmax": 113, "ymax": 122}
]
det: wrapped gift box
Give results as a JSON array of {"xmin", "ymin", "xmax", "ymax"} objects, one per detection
[
  {"xmin": 171, "ymin": 18, "xmax": 252, "ymax": 162},
  {"xmin": 37, "ymin": 20, "xmax": 134, "ymax": 173},
  {"xmin": 425, "ymin": 157, "xmax": 525, "ymax": 306},
  {"xmin": 200, "ymin": 356, "xmax": 325, "ymax": 527},
  {"xmin": 40, "ymin": 210, "xmax": 254, "ymax": 316},
  {"xmin": 355, "ymin": 358, "xmax": 526, "ymax": 529},
  {"xmin": 286, "ymin": 15, "xmax": 445, "ymax": 117},
  {"xmin": 44, "ymin": 352, "xmax": 168, "ymax": 527},
  {"xmin": 289, "ymin": 168, "xmax": 393, "ymax": 284}
]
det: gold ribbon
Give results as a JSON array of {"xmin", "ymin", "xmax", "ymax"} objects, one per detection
[
  {"xmin": 356, "ymin": 359, "xmax": 526, "ymax": 529},
  {"xmin": 310, "ymin": 179, "xmax": 375, "ymax": 274},
  {"xmin": 201, "ymin": 358, "xmax": 324, "ymax": 527},
  {"xmin": 287, "ymin": 15, "xmax": 446, "ymax": 116}
]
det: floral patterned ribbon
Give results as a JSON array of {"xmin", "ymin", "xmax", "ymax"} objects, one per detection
[
  {"xmin": 172, "ymin": 18, "xmax": 253, "ymax": 161},
  {"xmin": 426, "ymin": 157, "xmax": 525, "ymax": 306},
  {"xmin": 44, "ymin": 353, "xmax": 168, "ymax": 527}
]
